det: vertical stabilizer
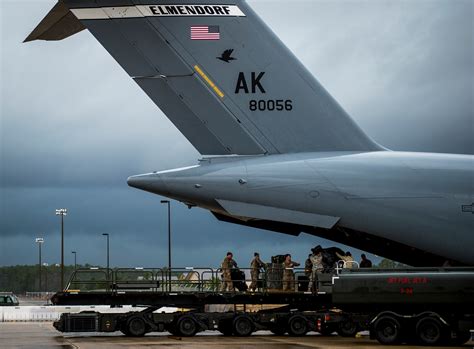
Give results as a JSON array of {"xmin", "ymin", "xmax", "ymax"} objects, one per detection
[{"xmin": 26, "ymin": 1, "xmax": 382, "ymax": 155}]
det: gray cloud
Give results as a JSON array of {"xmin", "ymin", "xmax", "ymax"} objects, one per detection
[
  {"xmin": 0, "ymin": 186, "xmax": 347, "ymax": 267},
  {"xmin": 252, "ymin": 0, "xmax": 473, "ymax": 154},
  {"xmin": 1, "ymin": 0, "xmax": 472, "ymax": 267}
]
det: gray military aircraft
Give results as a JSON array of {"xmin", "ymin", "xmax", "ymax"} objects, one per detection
[{"xmin": 26, "ymin": 1, "xmax": 473, "ymax": 266}]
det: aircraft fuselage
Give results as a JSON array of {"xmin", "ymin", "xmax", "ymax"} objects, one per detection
[{"xmin": 128, "ymin": 151, "xmax": 474, "ymax": 265}]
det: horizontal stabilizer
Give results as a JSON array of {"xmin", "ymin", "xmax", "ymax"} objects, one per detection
[{"xmin": 24, "ymin": 1, "xmax": 85, "ymax": 42}]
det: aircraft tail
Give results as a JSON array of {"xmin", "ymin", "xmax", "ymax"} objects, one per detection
[{"xmin": 26, "ymin": 0, "xmax": 382, "ymax": 155}]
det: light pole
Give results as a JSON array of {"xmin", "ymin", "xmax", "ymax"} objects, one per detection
[
  {"xmin": 43, "ymin": 263, "xmax": 49, "ymax": 292},
  {"xmin": 71, "ymin": 251, "xmax": 77, "ymax": 270},
  {"xmin": 161, "ymin": 200, "xmax": 171, "ymax": 292},
  {"xmin": 35, "ymin": 238, "xmax": 44, "ymax": 292},
  {"xmin": 102, "ymin": 233, "xmax": 109, "ymax": 271},
  {"xmin": 55, "ymin": 208, "xmax": 67, "ymax": 290}
]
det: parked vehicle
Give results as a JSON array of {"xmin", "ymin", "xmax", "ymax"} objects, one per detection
[{"xmin": 0, "ymin": 293, "xmax": 19, "ymax": 306}]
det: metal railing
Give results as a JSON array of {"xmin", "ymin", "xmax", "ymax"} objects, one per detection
[
  {"xmin": 63, "ymin": 264, "xmax": 474, "ymax": 295},
  {"xmin": 64, "ymin": 263, "xmax": 351, "ymax": 294},
  {"xmin": 66, "ymin": 268, "xmax": 113, "ymax": 292}
]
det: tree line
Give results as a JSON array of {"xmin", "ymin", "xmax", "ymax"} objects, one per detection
[{"xmin": 0, "ymin": 264, "xmax": 92, "ymax": 293}]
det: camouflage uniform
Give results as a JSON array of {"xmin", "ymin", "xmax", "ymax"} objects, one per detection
[
  {"xmin": 304, "ymin": 257, "xmax": 312, "ymax": 278},
  {"xmin": 220, "ymin": 257, "xmax": 237, "ymax": 292},
  {"xmin": 249, "ymin": 256, "xmax": 265, "ymax": 291},
  {"xmin": 282, "ymin": 260, "xmax": 300, "ymax": 291},
  {"xmin": 336, "ymin": 252, "xmax": 355, "ymax": 269},
  {"xmin": 308, "ymin": 253, "xmax": 323, "ymax": 292}
]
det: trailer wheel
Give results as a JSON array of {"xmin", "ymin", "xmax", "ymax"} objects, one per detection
[
  {"xmin": 288, "ymin": 315, "xmax": 308, "ymax": 336},
  {"xmin": 373, "ymin": 315, "xmax": 402, "ymax": 345},
  {"xmin": 416, "ymin": 317, "xmax": 444, "ymax": 346},
  {"xmin": 233, "ymin": 315, "xmax": 254, "ymax": 337},
  {"xmin": 177, "ymin": 315, "xmax": 198, "ymax": 337},
  {"xmin": 338, "ymin": 319, "xmax": 358, "ymax": 337},
  {"xmin": 126, "ymin": 316, "xmax": 147, "ymax": 337}
]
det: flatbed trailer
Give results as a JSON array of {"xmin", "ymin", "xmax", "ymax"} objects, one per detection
[{"xmin": 51, "ymin": 266, "xmax": 474, "ymax": 345}]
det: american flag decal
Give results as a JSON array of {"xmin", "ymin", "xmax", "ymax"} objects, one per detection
[{"xmin": 190, "ymin": 25, "xmax": 220, "ymax": 40}]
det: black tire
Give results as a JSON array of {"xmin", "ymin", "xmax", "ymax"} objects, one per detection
[
  {"xmin": 233, "ymin": 315, "xmax": 254, "ymax": 337},
  {"xmin": 218, "ymin": 320, "xmax": 233, "ymax": 336},
  {"xmin": 373, "ymin": 315, "xmax": 402, "ymax": 345},
  {"xmin": 126, "ymin": 316, "xmax": 147, "ymax": 337},
  {"xmin": 287, "ymin": 315, "xmax": 308, "ymax": 337},
  {"xmin": 338, "ymin": 319, "xmax": 358, "ymax": 337},
  {"xmin": 177, "ymin": 315, "xmax": 198, "ymax": 337},
  {"xmin": 416, "ymin": 317, "xmax": 444, "ymax": 346}
]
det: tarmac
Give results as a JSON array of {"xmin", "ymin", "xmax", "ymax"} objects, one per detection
[{"xmin": 0, "ymin": 323, "xmax": 472, "ymax": 349}]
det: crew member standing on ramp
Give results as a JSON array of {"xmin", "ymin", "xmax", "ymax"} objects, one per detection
[
  {"xmin": 308, "ymin": 247, "xmax": 324, "ymax": 292},
  {"xmin": 249, "ymin": 252, "xmax": 265, "ymax": 292},
  {"xmin": 360, "ymin": 254, "xmax": 373, "ymax": 268},
  {"xmin": 282, "ymin": 254, "xmax": 300, "ymax": 291},
  {"xmin": 220, "ymin": 252, "xmax": 237, "ymax": 292}
]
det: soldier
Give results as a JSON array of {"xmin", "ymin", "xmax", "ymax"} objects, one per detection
[
  {"xmin": 308, "ymin": 247, "xmax": 324, "ymax": 292},
  {"xmin": 304, "ymin": 254, "xmax": 313, "ymax": 278},
  {"xmin": 360, "ymin": 254, "xmax": 372, "ymax": 268},
  {"xmin": 220, "ymin": 252, "xmax": 238, "ymax": 292},
  {"xmin": 336, "ymin": 251, "xmax": 355, "ymax": 269},
  {"xmin": 249, "ymin": 252, "xmax": 265, "ymax": 292},
  {"xmin": 282, "ymin": 254, "xmax": 300, "ymax": 291}
]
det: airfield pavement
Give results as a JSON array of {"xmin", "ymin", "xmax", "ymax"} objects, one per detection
[{"xmin": 0, "ymin": 322, "xmax": 473, "ymax": 349}]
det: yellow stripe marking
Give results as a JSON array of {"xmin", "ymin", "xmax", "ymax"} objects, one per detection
[{"xmin": 194, "ymin": 65, "xmax": 224, "ymax": 98}]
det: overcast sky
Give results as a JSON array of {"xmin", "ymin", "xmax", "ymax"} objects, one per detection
[{"xmin": 1, "ymin": 0, "xmax": 472, "ymax": 268}]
